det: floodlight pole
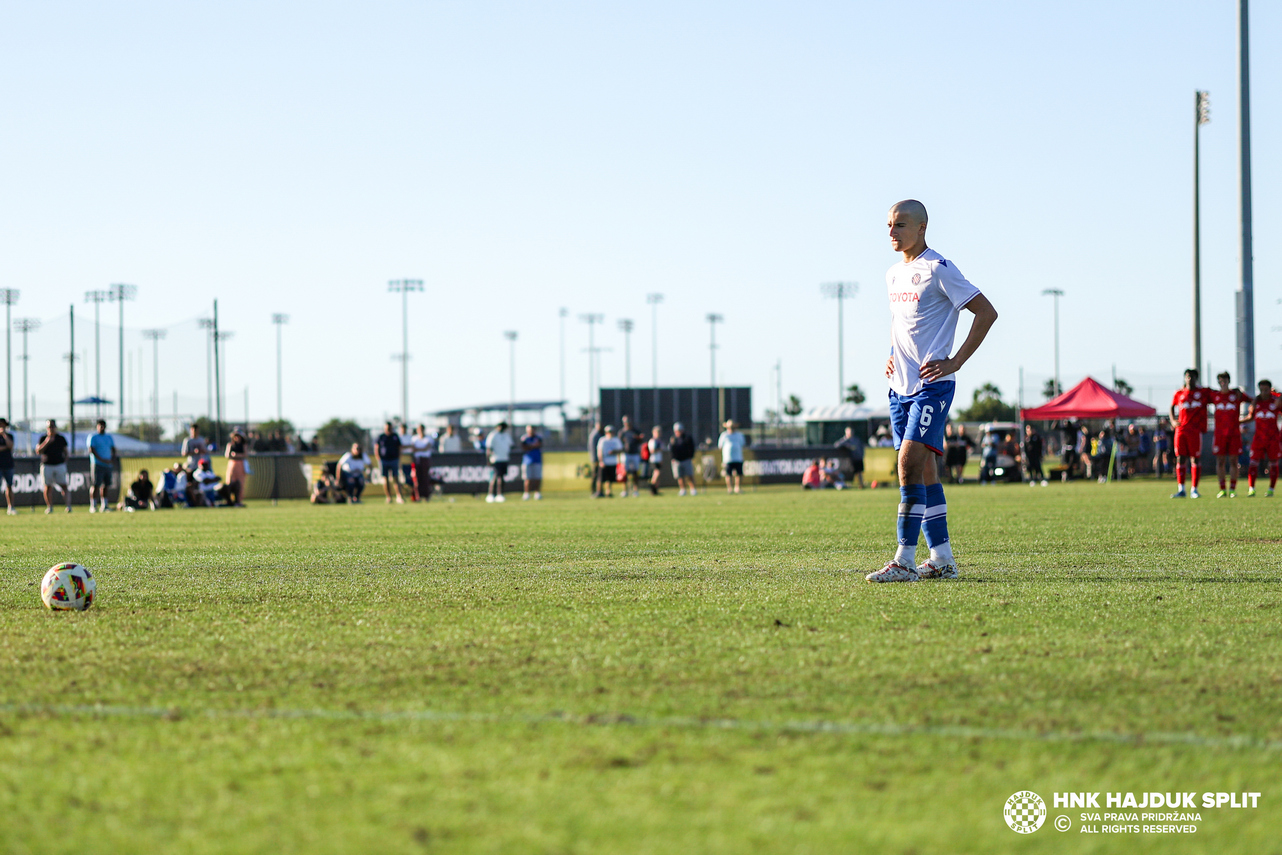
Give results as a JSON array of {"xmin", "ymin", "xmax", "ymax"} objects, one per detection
[
  {"xmin": 142, "ymin": 329, "xmax": 166, "ymax": 424},
  {"xmin": 706, "ymin": 313, "xmax": 724, "ymax": 427},
  {"xmin": 272, "ymin": 313, "xmax": 289, "ymax": 423},
  {"xmin": 198, "ymin": 317, "xmax": 214, "ymax": 420},
  {"xmin": 1041, "ymin": 289, "xmax": 1064, "ymax": 396},
  {"xmin": 108, "ymin": 283, "xmax": 136, "ymax": 427},
  {"xmin": 1236, "ymin": 0, "xmax": 1255, "ymax": 389},
  {"xmin": 558, "ymin": 307, "xmax": 568, "ymax": 420},
  {"xmin": 15, "ymin": 318, "xmax": 38, "ymax": 433},
  {"xmin": 617, "ymin": 319, "xmax": 634, "ymax": 388},
  {"xmin": 579, "ymin": 314, "xmax": 603, "ymax": 423},
  {"xmin": 388, "ymin": 279, "xmax": 423, "ymax": 427},
  {"xmin": 1193, "ymin": 90, "xmax": 1210, "ymax": 373},
  {"xmin": 646, "ymin": 293, "xmax": 663, "ymax": 418},
  {"xmin": 83, "ymin": 290, "xmax": 108, "ymax": 418},
  {"xmin": 503, "ymin": 331, "xmax": 518, "ymax": 423},
  {"xmin": 211, "ymin": 301, "xmax": 223, "ymax": 446},
  {"xmin": 821, "ymin": 281, "xmax": 858, "ymax": 403},
  {"xmin": 0, "ymin": 289, "xmax": 16, "ymax": 420}
]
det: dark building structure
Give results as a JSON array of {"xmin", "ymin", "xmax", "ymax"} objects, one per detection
[{"xmin": 598, "ymin": 387, "xmax": 752, "ymax": 445}]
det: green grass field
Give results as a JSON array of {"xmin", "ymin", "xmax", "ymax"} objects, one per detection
[{"xmin": 2, "ymin": 481, "xmax": 1280, "ymax": 854}]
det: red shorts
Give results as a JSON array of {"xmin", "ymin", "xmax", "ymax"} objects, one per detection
[
  {"xmin": 1250, "ymin": 437, "xmax": 1281, "ymax": 461},
  {"xmin": 1212, "ymin": 431, "xmax": 1242, "ymax": 456},
  {"xmin": 1173, "ymin": 429, "xmax": 1202, "ymax": 458}
]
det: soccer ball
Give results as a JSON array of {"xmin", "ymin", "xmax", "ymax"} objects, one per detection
[{"xmin": 40, "ymin": 563, "xmax": 96, "ymax": 611}]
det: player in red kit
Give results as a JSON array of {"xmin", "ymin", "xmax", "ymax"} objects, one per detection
[
  {"xmin": 1242, "ymin": 379, "xmax": 1282, "ymax": 497},
  {"xmin": 1210, "ymin": 371, "xmax": 1249, "ymax": 498},
  {"xmin": 1169, "ymin": 368, "xmax": 1211, "ymax": 498}
]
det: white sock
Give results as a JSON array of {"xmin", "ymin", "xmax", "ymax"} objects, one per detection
[
  {"xmin": 894, "ymin": 544, "xmax": 916, "ymax": 565},
  {"xmin": 930, "ymin": 542, "xmax": 955, "ymax": 565}
]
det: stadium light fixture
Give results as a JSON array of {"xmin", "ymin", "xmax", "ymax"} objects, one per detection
[
  {"xmin": 0, "ymin": 289, "xmax": 17, "ymax": 420},
  {"xmin": 272, "ymin": 313, "xmax": 289, "ymax": 423},
  {"xmin": 617, "ymin": 319, "xmax": 634, "ymax": 389},
  {"xmin": 558, "ymin": 308, "xmax": 569, "ymax": 419},
  {"xmin": 579, "ymin": 314, "xmax": 604, "ymax": 423},
  {"xmin": 1041, "ymin": 289, "xmax": 1065, "ymax": 396},
  {"xmin": 1193, "ymin": 90, "xmax": 1210, "ymax": 374},
  {"xmin": 820, "ymin": 281, "xmax": 858, "ymax": 404},
  {"xmin": 503, "ymin": 331, "xmax": 518, "ymax": 423},
  {"xmin": 14, "ymin": 317, "xmax": 39, "ymax": 435},
  {"xmin": 108, "ymin": 283, "xmax": 136, "ymax": 425},
  {"xmin": 141, "ymin": 329, "xmax": 166, "ymax": 424},
  {"xmin": 83, "ymin": 290, "xmax": 109, "ymax": 419},
  {"xmin": 388, "ymin": 279, "xmax": 424, "ymax": 427},
  {"xmin": 706, "ymin": 313, "xmax": 724, "ymax": 425}
]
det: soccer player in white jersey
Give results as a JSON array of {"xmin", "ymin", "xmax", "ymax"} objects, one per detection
[{"xmin": 866, "ymin": 200, "xmax": 999, "ymax": 583}]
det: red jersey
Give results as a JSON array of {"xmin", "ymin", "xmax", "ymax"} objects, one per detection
[
  {"xmin": 1211, "ymin": 388, "xmax": 1249, "ymax": 434},
  {"xmin": 1250, "ymin": 397, "xmax": 1281, "ymax": 443},
  {"xmin": 1171, "ymin": 386, "xmax": 1212, "ymax": 433}
]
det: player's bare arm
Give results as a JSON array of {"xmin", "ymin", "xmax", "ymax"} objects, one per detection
[{"xmin": 918, "ymin": 293, "xmax": 998, "ymax": 383}]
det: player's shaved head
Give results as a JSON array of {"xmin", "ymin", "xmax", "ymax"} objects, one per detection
[{"xmin": 890, "ymin": 199, "xmax": 929, "ymax": 225}]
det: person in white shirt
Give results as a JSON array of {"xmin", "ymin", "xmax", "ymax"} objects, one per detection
[
  {"xmin": 717, "ymin": 420, "xmax": 746, "ymax": 494},
  {"xmin": 867, "ymin": 199, "xmax": 998, "ymax": 583},
  {"xmin": 438, "ymin": 424, "xmax": 463, "ymax": 453},
  {"xmin": 410, "ymin": 424, "xmax": 436, "ymax": 502},
  {"xmin": 596, "ymin": 425, "xmax": 624, "ymax": 498},
  {"xmin": 484, "ymin": 422, "xmax": 514, "ymax": 503},
  {"xmin": 336, "ymin": 442, "xmax": 370, "ymax": 504}
]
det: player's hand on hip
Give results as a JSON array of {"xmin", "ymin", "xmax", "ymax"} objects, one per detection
[
  {"xmin": 884, "ymin": 356, "xmax": 895, "ymax": 378},
  {"xmin": 919, "ymin": 356, "xmax": 959, "ymax": 382}
]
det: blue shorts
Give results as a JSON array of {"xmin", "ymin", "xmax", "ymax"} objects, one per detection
[{"xmin": 889, "ymin": 381, "xmax": 956, "ymax": 455}]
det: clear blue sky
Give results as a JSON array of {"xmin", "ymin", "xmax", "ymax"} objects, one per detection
[{"xmin": 2, "ymin": 1, "xmax": 1278, "ymax": 433}]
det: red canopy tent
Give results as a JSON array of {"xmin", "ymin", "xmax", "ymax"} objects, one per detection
[{"xmin": 1021, "ymin": 376, "xmax": 1157, "ymax": 420}]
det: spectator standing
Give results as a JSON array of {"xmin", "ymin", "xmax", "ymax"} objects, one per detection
[
  {"xmin": 337, "ymin": 442, "xmax": 369, "ymax": 503},
  {"xmin": 88, "ymin": 419, "xmax": 116, "ymax": 513},
  {"xmin": 398, "ymin": 423, "xmax": 414, "ymax": 489},
  {"xmin": 669, "ymin": 422, "xmax": 696, "ymax": 496},
  {"xmin": 375, "ymin": 422, "xmax": 405, "ymax": 504},
  {"xmin": 587, "ymin": 421, "xmax": 603, "ymax": 498},
  {"xmin": 520, "ymin": 425, "xmax": 543, "ymax": 501},
  {"xmin": 37, "ymin": 420, "xmax": 72, "ymax": 514},
  {"xmin": 835, "ymin": 426, "xmax": 866, "ymax": 489},
  {"xmin": 943, "ymin": 424, "xmax": 974, "ymax": 484},
  {"xmin": 438, "ymin": 425, "xmax": 463, "ymax": 453},
  {"xmin": 224, "ymin": 430, "xmax": 249, "ymax": 507},
  {"xmin": 646, "ymin": 425, "xmax": 665, "ymax": 496},
  {"xmin": 618, "ymin": 416, "xmax": 642, "ymax": 498},
  {"xmin": 596, "ymin": 425, "xmax": 623, "ymax": 498},
  {"xmin": 410, "ymin": 424, "xmax": 435, "ymax": 501},
  {"xmin": 0, "ymin": 418, "xmax": 14, "ymax": 516},
  {"xmin": 485, "ymin": 422, "xmax": 513, "ymax": 503},
  {"xmin": 717, "ymin": 420, "xmax": 746, "ymax": 494},
  {"xmin": 1022, "ymin": 424, "xmax": 1046, "ymax": 486},
  {"xmin": 182, "ymin": 424, "xmax": 210, "ymax": 470}
]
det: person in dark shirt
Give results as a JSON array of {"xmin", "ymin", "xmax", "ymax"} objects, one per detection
[
  {"xmin": 121, "ymin": 469, "xmax": 156, "ymax": 511},
  {"xmin": 0, "ymin": 418, "xmax": 14, "ymax": 516},
  {"xmin": 37, "ymin": 419, "xmax": 72, "ymax": 514},
  {"xmin": 375, "ymin": 422, "xmax": 404, "ymax": 504},
  {"xmin": 834, "ymin": 426, "xmax": 866, "ymax": 489},
  {"xmin": 587, "ymin": 421, "xmax": 603, "ymax": 498},
  {"xmin": 1022, "ymin": 424, "xmax": 1046, "ymax": 485},
  {"xmin": 669, "ymin": 422, "xmax": 697, "ymax": 496}
]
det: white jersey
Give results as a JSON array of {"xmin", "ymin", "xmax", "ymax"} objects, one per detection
[{"xmin": 886, "ymin": 247, "xmax": 981, "ymax": 396}]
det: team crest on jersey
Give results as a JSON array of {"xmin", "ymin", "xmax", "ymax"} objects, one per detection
[{"xmin": 912, "ymin": 273, "xmax": 921, "ymax": 285}]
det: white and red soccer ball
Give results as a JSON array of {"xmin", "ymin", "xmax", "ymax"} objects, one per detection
[{"xmin": 40, "ymin": 563, "xmax": 96, "ymax": 611}]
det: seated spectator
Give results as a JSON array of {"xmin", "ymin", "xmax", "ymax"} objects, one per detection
[
  {"xmin": 154, "ymin": 463, "xmax": 181, "ymax": 508},
  {"xmin": 802, "ymin": 459, "xmax": 824, "ymax": 489},
  {"xmin": 336, "ymin": 442, "xmax": 369, "ymax": 503},
  {"xmin": 311, "ymin": 472, "xmax": 339, "ymax": 504},
  {"xmin": 823, "ymin": 458, "xmax": 847, "ymax": 489},
  {"xmin": 120, "ymin": 469, "xmax": 156, "ymax": 511},
  {"xmin": 193, "ymin": 458, "xmax": 229, "ymax": 506}
]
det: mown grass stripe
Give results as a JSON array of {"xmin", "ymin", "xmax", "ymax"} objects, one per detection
[{"xmin": 3, "ymin": 702, "xmax": 1277, "ymax": 752}]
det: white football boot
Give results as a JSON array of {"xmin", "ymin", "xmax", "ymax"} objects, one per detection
[
  {"xmin": 916, "ymin": 559, "xmax": 959, "ymax": 580},
  {"xmin": 865, "ymin": 558, "xmax": 920, "ymax": 583}
]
